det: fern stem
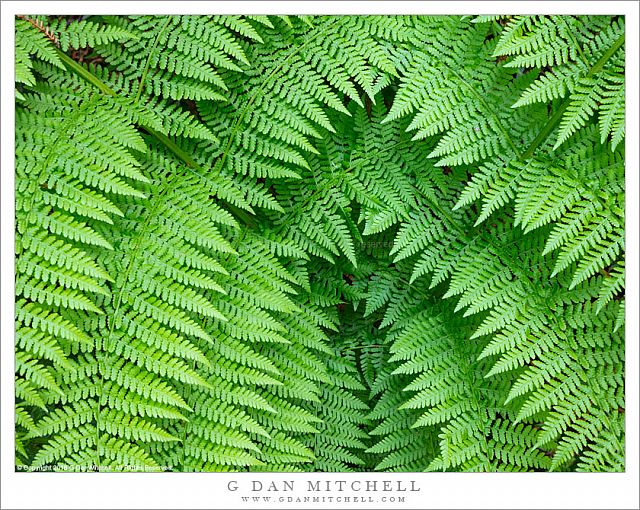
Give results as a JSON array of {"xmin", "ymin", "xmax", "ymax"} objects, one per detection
[
  {"xmin": 273, "ymin": 139, "xmax": 413, "ymax": 236},
  {"xmin": 557, "ymin": 16, "xmax": 590, "ymax": 71},
  {"xmin": 17, "ymin": 99, "xmax": 94, "ymax": 253},
  {"xmin": 212, "ymin": 21, "xmax": 335, "ymax": 177},
  {"xmin": 589, "ymin": 32, "xmax": 625, "ymax": 76},
  {"xmin": 521, "ymin": 31, "xmax": 625, "ymax": 160},
  {"xmin": 176, "ymin": 361, "xmax": 195, "ymax": 471},
  {"xmin": 415, "ymin": 183, "xmax": 547, "ymax": 306},
  {"xmin": 134, "ymin": 17, "xmax": 172, "ymax": 104},
  {"xmin": 437, "ymin": 60, "xmax": 522, "ymax": 158},
  {"xmin": 93, "ymin": 177, "xmax": 174, "ymax": 468},
  {"xmin": 141, "ymin": 127, "xmax": 257, "ymax": 228},
  {"xmin": 55, "ymin": 49, "xmax": 115, "ymax": 96},
  {"xmin": 584, "ymin": 377, "xmax": 625, "ymax": 458},
  {"xmin": 54, "ymin": 48, "xmax": 256, "ymax": 228}
]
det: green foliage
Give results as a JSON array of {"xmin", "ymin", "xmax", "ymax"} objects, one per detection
[{"xmin": 14, "ymin": 14, "xmax": 624, "ymax": 473}]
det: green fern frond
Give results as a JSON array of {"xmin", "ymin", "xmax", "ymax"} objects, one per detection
[{"xmin": 14, "ymin": 14, "xmax": 625, "ymax": 475}]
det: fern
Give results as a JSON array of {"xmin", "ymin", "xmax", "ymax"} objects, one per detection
[{"xmin": 14, "ymin": 14, "xmax": 625, "ymax": 473}]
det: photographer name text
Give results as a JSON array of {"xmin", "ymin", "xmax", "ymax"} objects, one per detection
[{"xmin": 227, "ymin": 480, "xmax": 420, "ymax": 493}]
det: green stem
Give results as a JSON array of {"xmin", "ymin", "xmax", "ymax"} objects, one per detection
[
  {"xmin": 56, "ymin": 49, "xmax": 115, "ymax": 96},
  {"xmin": 55, "ymin": 48, "xmax": 256, "ymax": 228},
  {"xmin": 135, "ymin": 17, "xmax": 172, "ymax": 104},
  {"xmin": 213, "ymin": 22, "xmax": 334, "ymax": 177},
  {"xmin": 443, "ymin": 62, "xmax": 522, "ymax": 158},
  {"xmin": 94, "ymin": 177, "xmax": 173, "ymax": 469},
  {"xmin": 520, "ymin": 32, "xmax": 625, "ymax": 160},
  {"xmin": 521, "ymin": 99, "xmax": 570, "ymax": 160},
  {"xmin": 557, "ymin": 17, "xmax": 590, "ymax": 71},
  {"xmin": 141, "ymin": 126, "xmax": 257, "ymax": 228},
  {"xmin": 588, "ymin": 32, "xmax": 625, "ymax": 76}
]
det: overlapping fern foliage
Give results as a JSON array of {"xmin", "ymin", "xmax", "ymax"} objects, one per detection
[{"xmin": 14, "ymin": 14, "xmax": 625, "ymax": 472}]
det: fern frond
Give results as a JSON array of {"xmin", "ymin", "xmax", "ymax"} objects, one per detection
[{"xmin": 15, "ymin": 13, "xmax": 625, "ymax": 475}]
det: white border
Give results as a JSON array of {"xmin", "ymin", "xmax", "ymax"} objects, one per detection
[{"xmin": 1, "ymin": 2, "xmax": 638, "ymax": 509}]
